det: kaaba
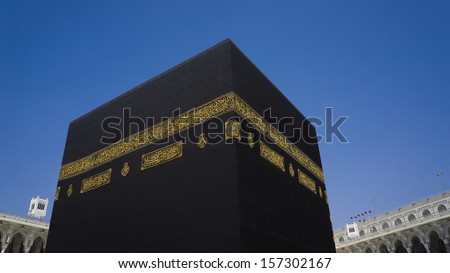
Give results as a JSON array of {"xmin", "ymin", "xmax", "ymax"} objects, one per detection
[{"xmin": 46, "ymin": 39, "xmax": 335, "ymax": 252}]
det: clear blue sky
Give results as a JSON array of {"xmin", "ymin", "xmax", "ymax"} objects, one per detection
[{"xmin": 1, "ymin": 0, "xmax": 449, "ymax": 229}]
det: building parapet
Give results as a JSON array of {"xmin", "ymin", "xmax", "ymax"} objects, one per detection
[
  {"xmin": 0, "ymin": 212, "xmax": 49, "ymax": 229},
  {"xmin": 334, "ymin": 191, "xmax": 450, "ymax": 250}
]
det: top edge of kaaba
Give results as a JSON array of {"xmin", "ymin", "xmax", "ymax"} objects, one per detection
[{"xmin": 70, "ymin": 38, "xmax": 306, "ymax": 126}]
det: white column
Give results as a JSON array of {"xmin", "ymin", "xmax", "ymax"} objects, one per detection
[
  {"xmin": 23, "ymin": 246, "xmax": 30, "ymax": 253},
  {"xmin": 424, "ymin": 241, "xmax": 431, "ymax": 253},
  {"xmin": 444, "ymin": 238, "xmax": 450, "ymax": 252},
  {"xmin": 1, "ymin": 244, "xmax": 8, "ymax": 253}
]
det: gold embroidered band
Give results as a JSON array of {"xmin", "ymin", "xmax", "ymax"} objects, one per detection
[
  {"xmin": 298, "ymin": 170, "xmax": 317, "ymax": 194},
  {"xmin": 54, "ymin": 187, "xmax": 60, "ymax": 201},
  {"xmin": 58, "ymin": 92, "xmax": 324, "ymax": 183},
  {"xmin": 81, "ymin": 169, "xmax": 112, "ymax": 193},
  {"xmin": 141, "ymin": 141, "xmax": 183, "ymax": 170},
  {"xmin": 260, "ymin": 141, "xmax": 285, "ymax": 172}
]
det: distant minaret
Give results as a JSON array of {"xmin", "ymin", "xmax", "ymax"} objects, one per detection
[{"xmin": 28, "ymin": 196, "xmax": 48, "ymax": 221}]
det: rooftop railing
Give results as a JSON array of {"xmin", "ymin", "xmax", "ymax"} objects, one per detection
[
  {"xmin": 335, "ymin": 208, "xmax": 450, "ymax": 248},
  {"xmin": 0, "ymin": 211, "xmax": 49, "ymax": 228}
]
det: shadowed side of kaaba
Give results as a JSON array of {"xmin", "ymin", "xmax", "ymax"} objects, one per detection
[{"xmin": 228, "ymin": 43, "xmax": 334, "ymax": 252}]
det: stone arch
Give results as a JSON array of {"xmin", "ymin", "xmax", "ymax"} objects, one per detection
[
  {"xmin": 365, "ymin": 247, "xmax": 373, "ymax": 253},
  {"xmin": 29, "ymin": 236, "xmax": 45, "ymax": 253},
  {"xmin": 410, "ymin": 235, "xmax": 427, "ymax": 253},
  {"xmin": 382, "ymin": 222, "xmax": 389, "ymax": 230},
  {"xmin": 394, "ymin": 218, "xmax": 403, "ymax": 226},
  {"xmin": 428, "ymin": 230, "xmax": 447, "ymax": 253},
  {"xmin": 338, "ymin": 236, "xmax": 344, "ymax": 243},
  {"xmin": 379, "ymin": 244, "xmax": 389, "ymax": 253},
  {"xmin": 5, "ymin": 232, "xmax": 25, "ymax": 253},
  {"xmin": 371, "ymin": 226, "xmax": 377, "ymax": 232},
  {"xmin": 359, "ymin": 230, "xmax": 365, "ymax": 236},
  {"xmin": 394, "ymin": 240, "xmax": 408, "ymax": 253},
  {"xmin": 422, "ymin": 209, "xmax": 431, "ymax": 218},
  {"xmin": 437, "ymin": 204, "xmax": 447, "ymax": 213},
  {"xmin": 407, "ymin": 214, "xmax": 416, "ymax": 222}
]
